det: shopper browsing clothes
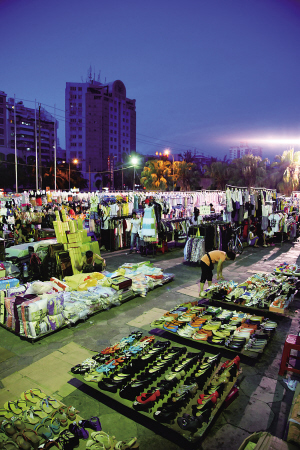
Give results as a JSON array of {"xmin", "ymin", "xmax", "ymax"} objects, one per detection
[
  {"xmin": 263, "ymin": 226, "xmax": 275, "ymax": 247},
  {"xmin": 199, "ymin": 250, "xmax": 236, "ymax": 297},
  {"xmin": 129, "ymin": 212, "xmax": 142, "ymax": 254}
]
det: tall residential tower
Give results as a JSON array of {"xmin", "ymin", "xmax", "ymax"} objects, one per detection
[{"xmin": 65, "ymin": 79, "xmax": 136, "ymax": 187}]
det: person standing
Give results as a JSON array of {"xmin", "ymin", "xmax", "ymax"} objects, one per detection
[
  {"xmin": 129, "ymin": 212, "xmax": 141, "ymax": 254},
  {"xmin": 199, "ymin": 250, "xmax": 236, "ymax": 297}
]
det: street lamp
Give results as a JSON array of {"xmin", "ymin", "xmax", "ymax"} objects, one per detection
[
  {"xmin": 131, "ymin": 156, "xmax": 138, "ymax": 191},
  {"xmin": 69, "ymin": 158, "xmax": 78, "ymax": 190},
  {"xmin": 164, "ymin": 149, "xmax": 175, "ymax": 191}
]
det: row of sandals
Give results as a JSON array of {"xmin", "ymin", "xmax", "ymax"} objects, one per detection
[{"xmin": 0, "ymin": 389, "xmax": 139, "ymax": 450}]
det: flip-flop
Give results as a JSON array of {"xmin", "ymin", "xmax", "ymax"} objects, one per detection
[
  {"xmin": 34, "ymin": 418, "xmax": 53, "ymax": 440},
  {"xmin": 39, "ymin": 398, "xmax": 53, "ymax": 414},
  {"xmin": 21, "ymin": 389, "xmax": 46, "ymax": 404},
  {"xmin": 2, "ymin": 441, "xmax": 19, "ymax": 450},
  {"xmin": 90, "ymin": 431, "xmax": 115, "ymax": 449},
  {"xmin": 31, "ymin": 406, "xmax": 47, "ymax": 418},
  {"xmin": 22, "ymin": 429, "xmax": 40, "ymax": 447},
  {"xmin": 0, "ymin": 408, "xmax": 13, "ymax": 420},
  {"xmin": 23, "ymin": 409, "xmax": 40, "ymax": 425},
  {"xmin": 66, "ymin": 406, "xmax": 78, "ymax": 421},
  {"xmin": 10, "ymin": 417, "xmax": 25, "ymax": 432},
  {"xmin": 4, "ymin": 401, "xmax": 23, "ymax": 416},
  {"xmin": 1, "ymin": 420, "xmax": 16, "ymax": 437}
]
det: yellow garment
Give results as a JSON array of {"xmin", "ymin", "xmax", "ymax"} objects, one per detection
[
  {"xmin": 64, "ymin": 273, "xmax": 88, "ymax": 290},
  {"xmin": 78, "ymin": 279, "xmax": 97, "ymax": 291}
]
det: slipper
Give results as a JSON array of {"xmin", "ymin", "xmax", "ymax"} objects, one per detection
[
  {"xmin": 10, "ymin": 417, "xmax": 26, "ymax": 432},
  {"xmin": 114, "ymin": 437, "xmax": 139, "ymax": 449},
  {"xmin": 23, "ymin": 409, "xmax": 40, "ymax": 425},
  {"xmin": 34, "ymin": 418, "xmax": 53, "ymax": 440},
  {"xmin": 39, "ymin": 398, "xmax": 53, "ymax": 414},
  {"xmin": 90, "ymin": 431, "xmax": 115, "ymax": 449},
  {"xmin": 66, "ymin": 406, "xmax": 78, "ymax": 421},
  {"xmin": 51, "ymin": 408, "xmax": 68, "ymax": 427},
  {"xmin": 12, "ymin": 433, "xmax": 31, "ymax": 450},
  {"xmin": 2, "ymin": 442, "xmax": 19, "ymax": 450},
  {"xmin": 21, "ymin": 389, "xmax": 46, "ymax": 404},
  {"xmin": 4, "ymin": 401, "xmax": 23, "ymax": 416},
  {"xmin": 1, "ymin": 420, "xmax": 17, "ymax": 437},
  {"xmin": 86, "ymin": 441, "xmax": 103, "ymax": 450},
  {"xmin": 30, "ymin": 406, "xmax": 47, "ymax": 419},
  {"xmin": 0, "ymin": 408, "xmax": 13, "ymax": 420},
  {"xmin": 22, "ymin": 429, "xmax": 40, "ymax": 447}
]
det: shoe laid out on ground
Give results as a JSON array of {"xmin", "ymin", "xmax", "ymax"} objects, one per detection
[{"xmin": 282, "ymin": 379, "xmax": 299, "ymax": 391}]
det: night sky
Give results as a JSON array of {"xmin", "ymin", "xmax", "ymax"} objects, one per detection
[{"xmin": 1, "ymin": 0, "xmax": 300, "ymax": 162}]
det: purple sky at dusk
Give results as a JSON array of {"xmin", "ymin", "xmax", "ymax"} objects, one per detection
[{"xmin": 1, "ymin": 0, "xmax": 300, "ymax": 162}]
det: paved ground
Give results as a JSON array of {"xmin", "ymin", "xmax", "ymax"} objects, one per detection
[{"xmin": 0, "ymin": 241, "xmax": 300, "ymax": 450}]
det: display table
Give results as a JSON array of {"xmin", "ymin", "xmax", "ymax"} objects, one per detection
[
  {"xmin": 69, "ymin": 335, "xmax": 240, "ymax": 449},
  {"xmin": 5, "ymin": 238, "xmax": 57, "ymax": 258}
]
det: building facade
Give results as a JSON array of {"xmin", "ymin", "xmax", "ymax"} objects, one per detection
[
  {"xmin": 229, "ymin": 143, "xmax": 262, "ymax": 161},
  {"xmin": 65, "ymin": 79, "xmax": 136, "ymax": 185},
  {"xmin": 0, "ymin": 91, "xmax": 7, "ymax": 149},
  {"xmin": 2, "ymin": 97, "xmax": 58, "ymax": 165}
]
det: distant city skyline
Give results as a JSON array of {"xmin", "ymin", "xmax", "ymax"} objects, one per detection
[{"xmin": 1, "ymin": 0, "xmax": 300, "ymax": 164}]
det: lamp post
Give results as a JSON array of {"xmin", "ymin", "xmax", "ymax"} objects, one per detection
[
  {"xmin": 164, "ymin": 150, "xmax": 174, "ymax": 191},
  {"xmin": 131, "ymin": 156, "xmax": 138, "ymax": 191},
  {"xmin": 69, "ymin": 158, "xmax": 78, "ymax": 190}
]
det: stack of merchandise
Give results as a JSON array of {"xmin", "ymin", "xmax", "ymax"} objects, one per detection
[
  {"xmin": 53, "ymin": 212, "xmax": 99, "ymax": 275},
  {"xmin": 274, "ymin": 262, "xmax": 299, "ymax": 275},
  {"xmin": 0, "ymin": 389, "xmax": 138, "ymax": 450},
  {"xmin": 151, "ymin": 302, "xmax": 277, "ymax": 353},
  {"xmin": 0, "ymin": 262, "xmax": 174, "ymax": 340},
  {"xmin": 203, "ymin": 270, "xmax": 299, "ymax": 312},
  {"xmin": 119, "ymin": 261, "xmax": 174, "ymax": 297}
]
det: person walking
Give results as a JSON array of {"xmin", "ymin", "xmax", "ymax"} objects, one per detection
[
  {"xmin": 129, "ymin": 212, "xmax": 142, "ymax": 254},
  {"xmin": 199, "ymin": 250, "xmax": 236, "ymax": 297}
]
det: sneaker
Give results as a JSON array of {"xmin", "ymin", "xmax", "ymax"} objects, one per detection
[
  {"xmin": 271, "ymin": 243, "xmax": 275, "ymax": 246},
  {"xmin": 263, "ymin": 244, "xmax": 267, "ymax": 247}
]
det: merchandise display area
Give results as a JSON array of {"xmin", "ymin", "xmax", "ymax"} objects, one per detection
[
  {"xmin": 149, "ymin": 303, "xmax": 278, "ymax": 359},
  {"xmin": 0, "ymin": 388, "xmax": 138, "ymax": 450},
  {"xmin": 70, "ymin": 332, "xmax": 241, "ymax": 448},
  {"xmin": 0, "ymin": 261, "xmax": 174, "ymax": 341},
  {"xmin": 203, "ymin": 267, "xmax": 300, "ymax": 315},
  {"xmin": 1, "ymin": 187, "xmax": 300, "ymax": 449}
]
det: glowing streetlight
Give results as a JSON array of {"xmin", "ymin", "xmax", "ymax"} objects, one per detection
[
  {"xmin": 164, "ymin": 149, "xmax": 174, "ymax": 191},
  {"xmin": 131, "ymin": 156, "xmax": 139, "ymax": 191},
  {"xmin": 69, "ymin": 158, "xmax": 79, "ymax": 190}
]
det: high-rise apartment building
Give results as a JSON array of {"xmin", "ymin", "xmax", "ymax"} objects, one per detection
[
  {"xmin": 5, "ymin": 98, "xmax": 58, "ymax": 164},
  {"xmin": 229, "ymin": 143, "xmax": 262, "ymax": 161},
  {"xmin": 65, "ymin": 79, "xmax": 136, "ymax": 183},
  {"xmin": 0, "ymin": 91, "xmax": 7, "ymax": 149}
]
